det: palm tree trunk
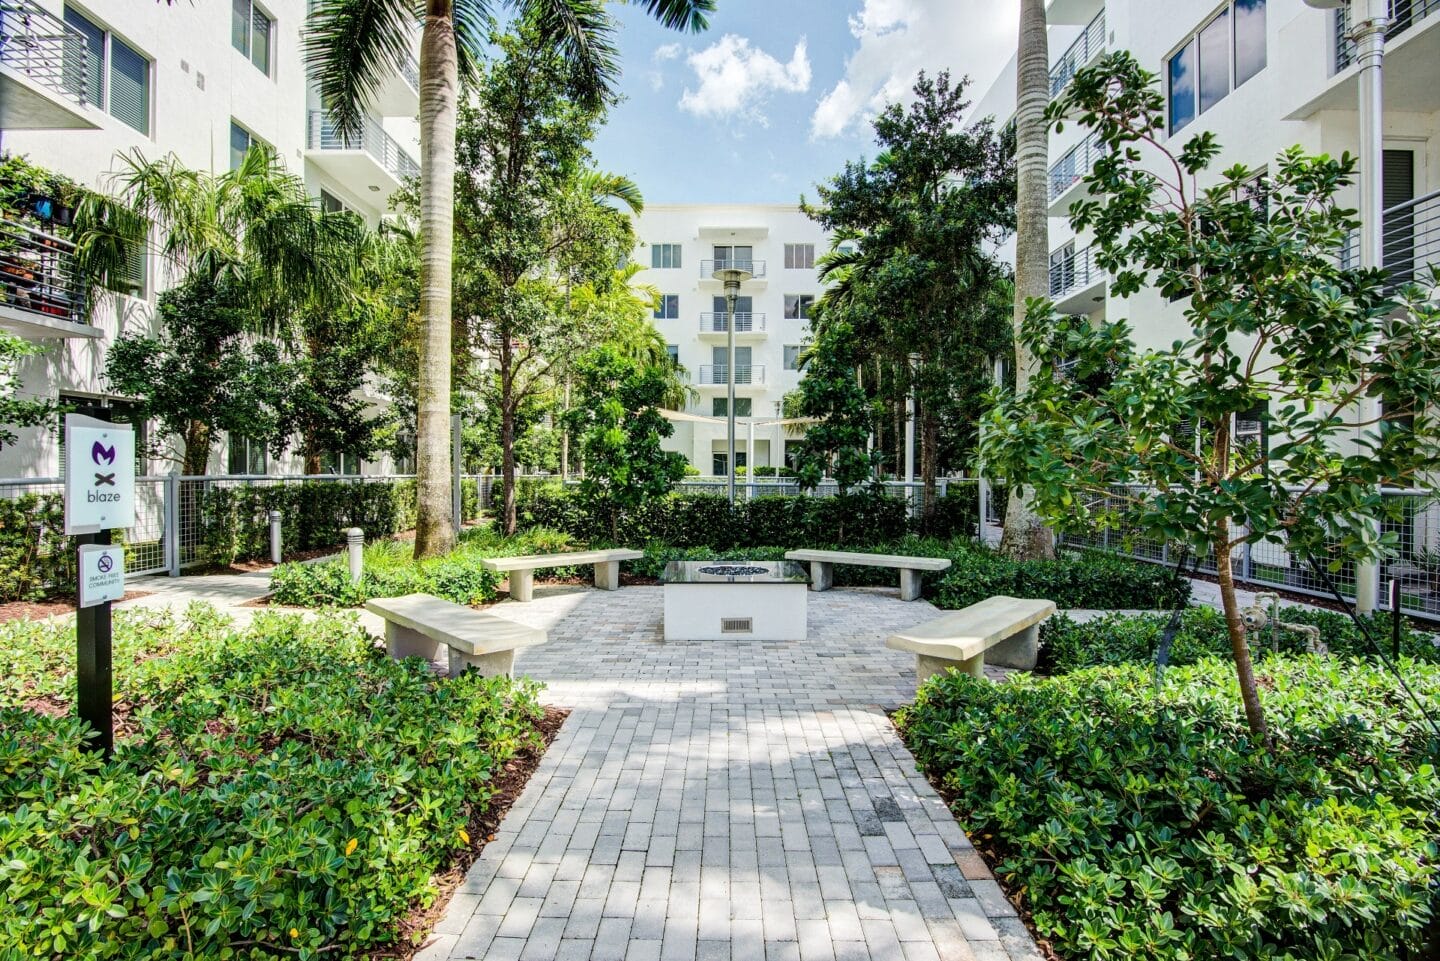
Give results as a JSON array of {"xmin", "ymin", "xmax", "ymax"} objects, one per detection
[
  {"xmin": 413, "ymin": 2, "xmax": 459, "ymax": 559},
  {"xmin": 1000, "ymin": 0, "xmax": 1056, "ymax": 561}
]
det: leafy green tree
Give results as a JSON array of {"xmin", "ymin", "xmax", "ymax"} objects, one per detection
[
  {"xmin": 304, "ymin": 0, "xmax": 711, "ymax": 559},
  {"xmin": 564, "ymin": 346, "xmax": 687, "ymax": 538},
  {"xmin": 0, "ymin": 332, "xmax": 54, "ymax": 450},
  {"xmin": 788, "ymin": 304, "xmax": 880, "ymax": 492},
  {"xmin": 981, "ymin": 53, "xmax": 1440, "ymax": 740},
  {"xmin": 803, "ymin": 72, "xmax": 1014, "ymax": 511}
]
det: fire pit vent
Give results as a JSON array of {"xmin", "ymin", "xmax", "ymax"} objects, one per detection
[{"xmin": 721, "ymin": 617, "xmax": 753, "ymax": 634}]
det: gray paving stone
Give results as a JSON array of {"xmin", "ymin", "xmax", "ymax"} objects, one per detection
[{"xmin": 423, "ymin": 588, "xmax": 1040, "ymax": 961}]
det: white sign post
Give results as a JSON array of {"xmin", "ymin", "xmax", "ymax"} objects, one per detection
[
  {"xmin": 78, "ymin": 544, "xmax": 126, "ymax": 608},
  {"xmin": 64, "ymin": 413, "xmax": 135, "ymax": 535},
  {"xmin": 65, "ymin": 411, "xmax": 135, "ymax": 758}
]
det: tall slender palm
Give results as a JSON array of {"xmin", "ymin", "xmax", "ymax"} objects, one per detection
[
  {"xmin": 999, "ymin": 0, "xmax": 1056, "ymax": 559},
  {"xmin": 305, "ymin": 0, "xmax": 712, "ymax": 558}
]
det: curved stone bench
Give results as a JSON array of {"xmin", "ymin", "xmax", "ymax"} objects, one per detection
[
  {"xmin": 482, "ymin": 548, "xmax": 644, "ymax": 601},
  {"xmin": 366, "ymin": 592, "xmax": 547, "ymax": 677},
  {"xmin": 885, "ymin": 595, "xmax": 1055, "ymax": 680},
  {"xmin": 784, "ymin": 549, "xmax": 952, "ymax": 601}
]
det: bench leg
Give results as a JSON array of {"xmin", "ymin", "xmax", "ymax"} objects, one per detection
[
  {"xmin": 809, "ymin": 561, "xmax": 833, "ymax": 592},
  {"xmin": 447, "ymin": 647, "xmax": 517, "ymax": 679},
  {"xmin": 899, "ymin": 568, "xmax": 923, "ymax": 601},
  {"xmin": 987, "ymin": 624, "xmax": 1040, "ymax": 671},
  {"xmin": 508, "ymin": 569, "xmax": 534, "ymax": 602},
  {"xmin": 386, "ymin": 623, "xmax": 444, "ymax": 664},
  {"xmin": 915, "ymin": 652, "xmax": 984, "ymax": 684},
  {"xmin": 594, "ymin": 560, "xmax": 621, "ymax": 591}
]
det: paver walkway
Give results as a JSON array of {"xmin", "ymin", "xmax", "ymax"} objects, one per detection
[{"xmin": 419, "ymin": 586, "xmax": 1043, "ymax": 961}]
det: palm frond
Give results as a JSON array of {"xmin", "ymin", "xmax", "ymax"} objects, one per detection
[
  {"xmin": 522, "ymin": 0, "xmax": 619, "ymax": 110},
  {"xmin": 630, "ymin": 0, "xmax": 713, "ymax": 32},
  {"xmin": 580, "ymin": 170, "xmax": 644, "ymax": 215},
  {"xmin": 304, "ymin": 0, "xmax": 419, "ymax": 137}
]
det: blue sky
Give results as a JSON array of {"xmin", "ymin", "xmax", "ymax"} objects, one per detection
[{"xmin": 591, "ymin": 0, "xmax": 1022, "ymax": 205}]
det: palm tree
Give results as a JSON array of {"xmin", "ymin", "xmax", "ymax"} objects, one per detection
[
  {"xmin": 305, "ymin": 0, "xmax": 713, "ymax": 558},
  {"xmin": 999, "ymin": 0, "xmax": 1056, "ymax": 560}
]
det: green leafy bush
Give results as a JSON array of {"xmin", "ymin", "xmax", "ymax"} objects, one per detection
[
  {"xmin": 269, "ymin": 527, "xmax": 578, "ymax": 607},
  {"xmin": 896, "ymin": 657, "xmax": 1440, "ymax": 961},
  {"xmin": 628, "ymin": 544, "xmax": 789, "ymax": 580},
  {"xmin": 929, "ymin": 544, "xmax": 1190, "ymax": 611},
  {"xmin": 1040, "ymin": 606, "xmax": 1440, "ymax": 675},
  {"xmin": 0, "ymin": 607, "xmax": 545, "ymax": 959},
  {"xmin": 0, "ymin": 492, "xmax": 74, "ymax": 601}
]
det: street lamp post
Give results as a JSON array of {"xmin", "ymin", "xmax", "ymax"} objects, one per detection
[
  {"xmin": 1306, "ymin": 0, "xmax": 1388, "ymax": 612},
  {"xmin": 715, "ymin": 264, "xmax": 753, "ymax": 504}
]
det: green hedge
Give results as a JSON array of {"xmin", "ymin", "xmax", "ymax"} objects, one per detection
[
  {"xmin": 0, "ymin": 607, "xmax": 545, "ymax": 958},
  {"xmin": 1040, "ymin": 606, "xmax": 1440, "ymax": 675},
  {"xmin": 269, "ymin": 527, "xmax": 579, "ymax": 608},
  {"xmin": 930, "ymin": 544, "xmax": 1191, "ymax": 611},
  {"xmin": 0, "ymin": 492, "xmax": 73, "ymax": 602},
  {"xmin": 199, "ymin": 479, "xmax": 423, "ymax": 567},
  {"xmin": 897, "ymin": 657, "xmax": 1440, "ymax": 961}
]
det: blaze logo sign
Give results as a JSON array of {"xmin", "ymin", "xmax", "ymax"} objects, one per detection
[{"xmin": 64, "ymin": 413, "xmax": 136, "ymax": 534}]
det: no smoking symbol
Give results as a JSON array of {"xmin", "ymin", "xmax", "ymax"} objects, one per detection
[{"xmin": 97, "ymin": 555, "xmax": 114, "ymax": 573}]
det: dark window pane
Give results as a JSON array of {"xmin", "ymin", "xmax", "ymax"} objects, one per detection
[
  {"xmin": 251, "ymin": 9, "xmax": 271, "ymax": 74},
  {"xmin": 1168, "ymin": 40, "xmax": 1196, "ymax": 133},
  {"xmin": 64, "ymin": 8, "xmax": 104, "ymax": 108},
  {"xmin": 1198, "ymin": 9, "xmax": 1229, "ymax": 114},
  {"xmin": 1234, "ymin": 0, "xmax": 1266, "ymax": 87},
  {"xmin": 231, "ymin": 0, "xmax": 249, "ymax": 55},
  {"xmin": 230, "ymin": 122, "xmax": 250, "ymax": 171},
  {"xmin": 109, "ymin": 37, "xmax": 149, "ymax": 134}
]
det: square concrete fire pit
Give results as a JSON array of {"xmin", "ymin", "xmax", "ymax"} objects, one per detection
[{"xmin": 660, "ymin": 560, "xmax": 810, "ymax": 641}]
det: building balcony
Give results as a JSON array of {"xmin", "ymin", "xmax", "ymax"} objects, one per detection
[
  {"xmin": 1046, "ymin": 0, "xmax": 1103, "ymax": 26},
  {"xmin": 1336, "ymin": 0, "xmax": 1437, "ymax": 71},
  {"xmin": 1049, "ymin": 8, "xmax": 1105, "ymax": 99},
  {"xmin": 1049, "ymin": 132, "xmax": 1105, "ymax": 214},
  {"xmin": 1340, "ymin": 187, "xmax": 1440, "ymax": 293},
  {"xmin": 1048, "ymin": 244, "xmax": 1105, "ymax": 314},
  {"xmin": 366, "ymin": 50, "xmax": 420, "ymax": 117},
  {"xmin": 698, "ymin": 312, "xmax": 767, "ymax": 338},
  {"xmin": 305, "ymin": 110, "xmax": 419, "ymax": 198},
  {"xmin": 1297, "ymin": 0, "xmax": 1440, "ymax": 117},
  {"xmin": 0, "ymin": 218, "xmax": 100, "ymax": 339},
  {"xmin": 0, "ymin": 0, "xmax": 98, "ymax": 130},
  {"xmin": 697, "ymin": 364, "xmax": 767, "ymax": 388},
  {"xmin": 700, "ymin": 259, "xmax": 767, "ymax": 282}
]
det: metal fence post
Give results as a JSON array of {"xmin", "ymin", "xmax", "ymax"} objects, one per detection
[{"xmin": 165, "ymin": 471, "xmax": 180, "ymax": 577}]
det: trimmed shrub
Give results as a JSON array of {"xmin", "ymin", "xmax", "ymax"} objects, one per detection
[
  {"xmin": 1040, "ymin": 605, "xmax": 1440, "ymax": 675},
  {"xmin": 0, "ymin": 607, "xmax": 545, "ymax": 959},
  {"xmin": 896, "ymin": 657, "xmax": 1440, "ymax": 961},
  {"xmin": 930, "ymin": 544, "xmax": 1191, "ymax": 611},
  {"xmin": 0, "ymin": 492, "xmax": 74, "ymax": 601},
  {"xmin": 628, "ymin": 544, "xmax": 789, "ymax": 581}
]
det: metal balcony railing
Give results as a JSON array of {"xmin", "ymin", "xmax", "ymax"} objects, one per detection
[
  {"xmin": 1049, "ymin": 132, "xmax": 1106, "ymax": 203},
  {"xmin": 699, "ymin": 312, "xmax": 767, "ymax": 333},
  {"xmin": 0, "ymin": 217, "xmax": 85, "ymax": 325},
  {"xmin": 306, "ymin": 110, "xmax": 419, "ymax": 182},
  {"xmin": 701, "ymin": 259, "xmax": 767, "ymax": 280},
  {"xmin": 698, "ymin": 364, "xmax": 765, "ymax": 386},
  {"xmin": 1050, "ymin": 9, "xmax": 1106, "ymax": 99},
  {"xmin": 399, "ymin": 52, "xmax": 419, "ymax": 90},
  {"xmin": 0, "ymin": 0, "xmax": 89, "ymax": 108},
  {"xmin": 1049, "ymin": 245, "xmax": 1102, "ymax": 300},
  {"xmin": 1336, "ymin": 0, "xmax": 1437, "ymax": 70},
  {"xmin": 1340, "ymin": 187, "xmax": 1440, "ymax": 292}
]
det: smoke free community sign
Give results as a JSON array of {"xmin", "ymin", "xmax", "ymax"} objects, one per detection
[{"xmin": 64, "ymin": 413, "xmax": 135, "ymax": 535}]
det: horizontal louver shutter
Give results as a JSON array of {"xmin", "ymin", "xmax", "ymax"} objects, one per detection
[
  {"xmin": 108, "ymin": 37, "xmax": 148, "ymax": 134},
  {"xmin": 63, "ymin": 7, "xmax": 103, "ymax": 108},
  {"xmin": 251, "ymin": 8, "xmax": 270, "ymax": 74}
]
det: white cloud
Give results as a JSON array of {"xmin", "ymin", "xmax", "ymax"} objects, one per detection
[
  {"xmin": 652, "ymin": 43, "xmax": 682, "ymax": 63},
  {"xmin": 811, "ymin": 0, "xmax": 1020, "ymax": 140},
  {"xmin": 678, "ymin": 35, "xmax": 812, "ymax": 126}
]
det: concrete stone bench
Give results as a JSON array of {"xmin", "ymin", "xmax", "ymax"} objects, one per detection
[
  {"xmin": 481, "ymin": 549, "xmax": 644, "ymax": 602},
  {"xmin": 784, "ymin": 549, "xmax": 952, "ymax": 601},
  {"xmin": 885, "ymin": 595, "xmax": 1055, "ymax": 681},
  {"xmin": 365, "ymin": 592, "xmax": 547, "ymax": 677}
]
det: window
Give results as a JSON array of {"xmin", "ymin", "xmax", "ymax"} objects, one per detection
[
  {"xmin": 228, "ymin": 434, "xmax": 267, "ymax": 475},
  {"xmin": 784, "ymin": 244, "xmax": 815, "ymax": 270},
  {"xmin": 651, "ymin": 244, "xmax": 682, "ymax": 269},
  {"xmin": 712, "ymin": 245, "xmax": 752, "ymax": 269},
  {"xmin": 230, "ymin": 122, "xmax": 255, "ymax": 171},
  {"xmin": 117, "ymin": 243, "xmax": 146, "ymax": 297},
  {"xmin": 712, "ymin": 451, "xmax": 747, "ymax": 475},
  {"xmin": 784, "ymin": 441, "xmax": 806, "ymax": 472},
  {"xmin": 712, "ymin": 398, "xmax": 752, "ymax": 418},
  {"xmin": 1167, "ymin": 1, "xmax": 1266, "ymax": 134},
  {"xmin": 784, "ymin": 345, "xmax": 802, "ymax": 371},
  {"xmin": 784, "ymin": 295, "xmax": 814, "ymax": 320},
  {"xmin": 1235, "ymin": 403, "xmax": 1268, "ymax": 459},
  {"xmin": 66, "ymin": 7, "xmax": 151, "ymax": 135},
  {"xmin": 319, "ymin": 190, "xmax": 347, "ymax": 214},
  {"xmin": 232, "ymin": 0, "xmax": 273, "ymax": 75},
  {"xmin": 653, "ymin": 294, "xmax": 679, "ymax": 320},
  {"xmin": 666, "ymin": 344, "xmax": 679, "ymax": 367},
  {"xmin": 320, "ymin": 451, "xmax": 361, "ymax": 475}
]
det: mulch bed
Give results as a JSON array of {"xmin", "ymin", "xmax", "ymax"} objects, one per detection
[
  {"xmin": 373, "ymin": 705, "xmax": 569, "ymax": 959},
  {"xmin": 0, "ymin": 591, "xmax": 152, "ymax": 623}
]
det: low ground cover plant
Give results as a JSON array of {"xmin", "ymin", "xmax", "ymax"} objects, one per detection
[
  {"xmin": 269, "ymin": 526, "xmax": 576, "ymax": 607},
  {"xmin": 0, "ymin": 606, "xmax": 544, "ymax": 959},
  {"xmin": 896, "ymin": 656, "xmax": 1440, "ymax": 961},
  {"xmin": 1041, "ymin": 606, "xmax": 1440, "ymax": 675}
]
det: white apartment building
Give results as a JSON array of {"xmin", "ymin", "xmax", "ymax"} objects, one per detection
[
  {"xmin": 0, "ymin": 0, "xmax": 420, "ymax": 476},
  {"xmin": 973, "ymin": 0, "xmax": 1438, "ymax": 357},
  {"xmin": 630, "ymin": 205, "xmax": 832, "ymax": 475}
]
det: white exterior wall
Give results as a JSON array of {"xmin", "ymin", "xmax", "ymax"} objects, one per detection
[
  {"xmin": 630, "ymin": 205, "xmax": 832, "ymax": 473},
  {"xmin": 0, "ymin": 0, "xmax": 420, "ymax": 477},
  {"xmin": 973, "ymin": 0, "xmax": 1439, "ymax": 352}
]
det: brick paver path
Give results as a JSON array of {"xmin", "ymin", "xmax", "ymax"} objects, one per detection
[{"xmin": 419, "ymin": 586, "xmax": 1043, "ymax": 961}]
